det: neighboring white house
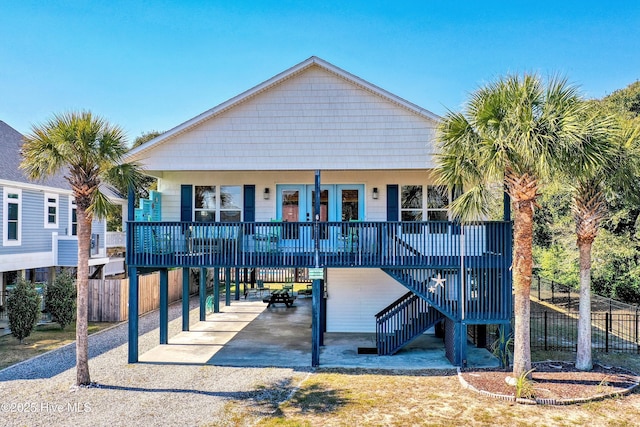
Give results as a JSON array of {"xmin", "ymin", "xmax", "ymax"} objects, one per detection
[
  {"xmin": 0, "ymin": 120, "xmax": 123, "ymax": 308},
  {"xmin": 124, "ymin": 57, "xmax": 512, "ymax": 366}
]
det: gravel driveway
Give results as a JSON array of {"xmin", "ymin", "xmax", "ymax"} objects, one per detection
[{"xmin": 0, "ymin": 298, "xmax": 310, "ymax": 427}]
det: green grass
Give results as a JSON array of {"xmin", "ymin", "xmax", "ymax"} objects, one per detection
[{"xmin": 0, "ymin": 321, "xmax": 117, "ymax": 370}]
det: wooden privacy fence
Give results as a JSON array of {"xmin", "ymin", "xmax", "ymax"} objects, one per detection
[{"xmin": 88, "ymin": 269, "xmax": 184, "ymax": 322}]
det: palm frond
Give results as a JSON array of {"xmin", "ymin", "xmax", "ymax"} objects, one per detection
[
  {"xmin": 448, "ymin": 185, "xmax": 499, "ymax": 222},
  {"xmin": 88, "ymin": 189, "xmax": 114, "ymax": 220},
  {"xmin": 104, "ymin": 162, "xmax": 147, "ymax": 196},
  {"xmin": 21, "ymin": 110, "xmax": 145, "ymax": 220}
]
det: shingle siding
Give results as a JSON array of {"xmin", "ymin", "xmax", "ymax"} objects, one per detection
[{"xmin": 139, "ymin": 66, "xmax": 437, "ymax": 172}]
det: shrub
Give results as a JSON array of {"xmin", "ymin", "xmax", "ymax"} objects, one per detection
[
  {"xmin": 515, "ymin": 368, "xmax": 537, "ymax": 399},
  {"xmin": 490, "ymin": 325, "xmax": 513, "ymax": 369},
  {"xmin": 45, "ymin": 270, "xmax": 77, "ymax": 330},
  {"xmin": 6, "ymin": 278, "xmax": 42, "ymax": 343}
]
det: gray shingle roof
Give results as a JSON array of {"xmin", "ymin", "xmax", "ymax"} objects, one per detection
[{"xmin": 0, "ymin": 120, "xmax": 70, "ymax": 189}]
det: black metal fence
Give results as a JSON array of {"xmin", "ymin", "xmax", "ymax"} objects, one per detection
[
  {"xmin": 532, "ymin": 275, "xmax": 639, "ymax": 317},
  {"xmin": 528, "ymin": 275, "xmax": 640, "ymax": 354},
  {"xmin": 530, "ymin": 311, "xmax": 640, "ymax": 353}
]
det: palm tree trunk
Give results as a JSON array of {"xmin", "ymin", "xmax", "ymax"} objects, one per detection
[
  {"xmin": 576, "ymin": 240, "xmax": 593, "ymax": 371},
  {"xmin": 512, "ymin": 200, "xmax": 533, "ymax": 378},
  {"xmin": 76, "ymin": 206, "xmax": 91, "ymax": 386}
]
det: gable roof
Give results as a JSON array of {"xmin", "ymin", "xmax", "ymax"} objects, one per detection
[
  {"xmin": 126, "ymin": 56, "xmax": 441, "ymax": 162},
  {"xmin": 0, "ymin": 120, "xmax": 69, "ymax": 189}
]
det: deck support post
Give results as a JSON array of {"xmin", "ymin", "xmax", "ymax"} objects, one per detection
[
  {"xmin": 314, "ymin": 170, "xmax": 321, "ymax": 265},
  {"xmin": 458, "ymin": 323, "xmax": 468, "ymax": 367},
  {"xmin": 182, "ymin": 268, "xmax": 190, "ymax": 331},
  {"xmin": 225, "ymin": 268, "xmax": 231, "ymax": 306},
  {"xmin": 199, "ymin": 267, "xmax": 206, "ymax": 321},
  {"xmin": 320, "ymin": 282, "xmax": 326, "ymax": 346},
  {"xmin": 503, "ymin": 190, "xmax": 511, "ymax": 221},
  {"xmin": 128, "ymin": 266, "xmax": 138, "ymax": 363},
  {"xmin": 234, "ymin": 268, "xmax": 240, "ymax": 300},
  {"xmin": 312, "ymin": 279, "xmax": 322, "ymax": 367},
  {"xmin": 159, "ymin": 269, "xmax": 168, "ymax": 344},
  {"xmin": 213, "ymin": 267, "xmax": 220, "ymax": 313},
  {"xmin": 444, "ymin": 318, "xmax": 467, "ymax": 367}
]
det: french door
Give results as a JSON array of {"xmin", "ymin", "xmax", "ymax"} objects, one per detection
[{"xmin": 276, "ymin": 184, "xmax": 364, "ymax": 243}]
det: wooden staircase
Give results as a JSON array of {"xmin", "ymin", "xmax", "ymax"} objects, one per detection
[
  {"xmin": 375, "ymin": 291, "xmax": 444, "ymax": 355},
  {"xmin": 382, "ymin": 268, "xmax": 460, "ymax": 320}
]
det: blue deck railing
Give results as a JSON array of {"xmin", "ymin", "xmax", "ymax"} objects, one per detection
[
  {"xmin": 375, "ymin": 291, "xmax": 445, "ymax": 355},
  {"xmin": 126, "ymin": 220, "xmax": 512, "ymax": 270}
]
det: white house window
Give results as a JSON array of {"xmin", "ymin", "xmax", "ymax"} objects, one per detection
[
  {"xmin": 401, "ymin": 185, "xmax": 423, "ymax": 221},
  {"xmin": 426, "ymin": 185, "xmax": 449, "ymax": 221},
  {"xmin": 44, "ymin": 193, "xmax": 59, "ymax": 228},
  {"xmin": 69, "ymin": 198, "xmax": 77, "ymax": 236},
  {"xmin": 220, "ymin": 186, "xmax": 241, "ymax": 222},
  {"xmin": 194, "ymin": 186, "xmax": 216, "ymax": 222},
  {"xmin": 3, "ymin": 188, "xmax": 22, "ymax": 246},
  {"xmin": 194, "ymin": 185, "xmax": 242, "ymax": 222}
]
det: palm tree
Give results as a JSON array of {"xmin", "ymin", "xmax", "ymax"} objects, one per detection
[
  {"xmin": 21, "ymin": 111, "xmax": 143, "ymax": 386},
  {"xmin": 569, "ymin": 113, "xmax": 640, "ymax": 370},
  {"xmin": 436, "ymin": 74, "xmax": 594, "ymax": 378}
]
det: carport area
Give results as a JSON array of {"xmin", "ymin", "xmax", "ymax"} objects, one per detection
[{"xmin": 139, "ymin": 296, "xmax": 499, "ymax": 369}]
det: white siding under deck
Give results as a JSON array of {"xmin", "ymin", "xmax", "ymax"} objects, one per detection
[{"xmin": 326, "ymin": 268, "xmax": 407, "ymax": 333}]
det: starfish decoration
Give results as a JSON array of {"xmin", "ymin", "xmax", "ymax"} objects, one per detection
[
  {"xmin": 431, "ymin": 273, "xmax": 446, "ymax": 289},
  {"xmin": 428, "ymin": 285, "xmax": 436, "ymax": 293}
]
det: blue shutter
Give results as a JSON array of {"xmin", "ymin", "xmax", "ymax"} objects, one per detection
[
  {"xmin": 386, "ymin": 185, "xmax": 399, "ymax": 221},
  {"xmin": 243, "ymin": 185, "xmax": 255, "ymax": 222},
  {"xmin": 180, "ymin": 185, "xmax": 192, "ymax": 222}
]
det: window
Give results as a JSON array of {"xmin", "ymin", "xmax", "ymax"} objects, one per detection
[
  {"xmin": 3, "ymin": 188, "xmax": 22, "ymax": 246},
  {"xmin": 399, "ymin": 185, "xmax": 456, "ymax": 233},
  {"xmin": 426, "ymin": 185, "xmax": 449, "ymax": 221},
  {"xmin": 194, "ymin": 185, "xmax": 242, "ymax": 223},
  {"xmin": 401, "ymin": 185, "xmax": 423, "ymax": 221},
  {"xmin": 220, "ymin": 186, "xmax": 241, "ymax": 222},
  {"xmin": 194, "ymin": 186, "xmax": 216, "ymax": 222},
  {"xmin": 44, "ymin": 193, "xmax": 59, "ymax": 228},
  {"xmin": 341, "ymin": 189, "xmax": 359, "ymax": 221},
  {"xmin": 69, "ymin": 198, "xmax": 77, "ymax": 236}
]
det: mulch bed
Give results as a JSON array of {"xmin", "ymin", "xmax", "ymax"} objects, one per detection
[{"xmin": 458, "ymin": 361, "xmax": 640, "ymax": 405}]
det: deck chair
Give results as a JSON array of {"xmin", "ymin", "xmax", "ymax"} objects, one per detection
[
  {"xmin": 338, "ymin": 221, "xmax": 360, "ymax": 253},
  {"xmin": 282, "ymin": 276, "xmax": 294, "ymax": 294},
  {"xmin": 245, "ymin": 279, "xmax": 269, "ymax": 299},
  {"xmin": 253, "ymin": 222, "xmax": 282, "ymax": 252},
  {"xmin": 257, "ymin": 279, "xmax": 269, "ymax": 296}
]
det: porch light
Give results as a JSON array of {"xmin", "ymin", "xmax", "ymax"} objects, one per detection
[
  {"xmin": 372, "ymin": 187, "xmax": 379, "ymax": 200},
  {"xmin": 263, "ymin": 188, "xmax": 270, "ymax": 200}
]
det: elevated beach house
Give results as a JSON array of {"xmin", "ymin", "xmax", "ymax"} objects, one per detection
[
  {"xmin": 0, "ymin": 120, "xmax": 120, "ymax": 310},
  {"xmin": 124, "ymin": 57, "xmax": 513, "ymax": 367}
]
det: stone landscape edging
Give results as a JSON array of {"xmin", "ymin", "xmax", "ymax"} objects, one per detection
[{"xmin": 457, "ymin": 362, "xmax": 640, "ymax": 405}]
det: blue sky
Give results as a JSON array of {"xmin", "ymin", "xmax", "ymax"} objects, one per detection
[{"xmin": 1, "ymin": 1, "xmax": 639, "ymax": 143}]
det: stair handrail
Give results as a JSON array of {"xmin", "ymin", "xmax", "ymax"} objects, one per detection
[{"xmin": 375, "ymin": 291, "xmax": 417, "ymax": 320}]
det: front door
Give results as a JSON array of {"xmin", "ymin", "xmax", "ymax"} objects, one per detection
[{"xmin": 276, "ymin": 184, "xmax": 364, "ymax": 245}]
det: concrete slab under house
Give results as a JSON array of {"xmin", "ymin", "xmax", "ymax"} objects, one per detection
[{"xmin": 123, "ymin": 56, "xmax": 513, "ymax": 369}]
